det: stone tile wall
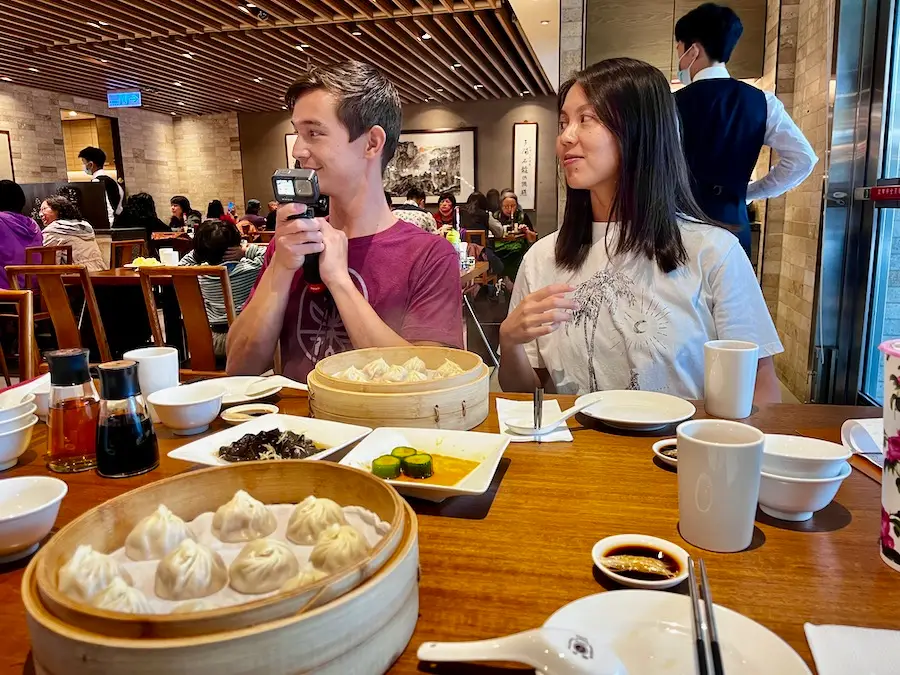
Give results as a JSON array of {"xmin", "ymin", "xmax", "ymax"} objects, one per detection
[
  {"xmin": 0, "ymin": 82, "xmax": 243, "ymax": 222},
  {"xmin": 558, "ymin": 0, "xmax": 584, "ymax": 226}
]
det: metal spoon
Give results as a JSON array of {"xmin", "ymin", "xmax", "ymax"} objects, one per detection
[
  {"xmin": 505, "ymin": 397, "xmax": 602, "ymax": 436},
  {"xmin": 244, "ymin": 375, "xmax": 308, "ymax": 398},
  {"xmin": 417, "ymin": 627, "xmax": 626, "ymax": 675}
]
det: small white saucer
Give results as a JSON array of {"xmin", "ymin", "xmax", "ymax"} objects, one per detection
[
  {"xmin": 592, "ymin": 534, "xmax": 689, "ymax": 590},
  {"xmin": 220, "ymin": 403, "xmax": 280, "ymax": 425},
  {"xmin": 652, "ymin": 438, "xmax": 678, "ymax": 467}
]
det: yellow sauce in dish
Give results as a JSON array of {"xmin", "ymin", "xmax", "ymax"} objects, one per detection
[{"xmin": 394, "ymin": 454, "xmax": 480, "ymax": 486}]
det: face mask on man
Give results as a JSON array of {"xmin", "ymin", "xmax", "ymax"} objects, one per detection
[
  {"xmin": 83, "ymin": 164, "xmax": 93, "ymax": 176},
  {"xmin": 677, "ymin": 44, "xmax": 698, "ymax": 86}
]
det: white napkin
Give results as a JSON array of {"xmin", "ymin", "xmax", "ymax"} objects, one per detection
[
  {"xmin": 805, "ymin": 623, "xmax": 900, "ymax": 675},
  {"xmin": 841, "ymin": 418, "xmax": 884, "ymax": 468},
  {"xmin": 495, "ymin": 398, "xmax": 574, "ymax": 443}
]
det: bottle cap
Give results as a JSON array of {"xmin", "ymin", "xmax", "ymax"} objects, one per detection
[
  {"xmin": 97, "ymin": 360, "xmax": 141, "ymax": 400},
  {"xmin": 46, "ymin": 348, "xmax": 91, "ymax": 386}
]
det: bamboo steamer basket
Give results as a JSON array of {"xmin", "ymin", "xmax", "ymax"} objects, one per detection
[
  {"xmin": 32, "ymin": 461, "xmax": 407, "ymax": 639},
  {"xmin": 309, "ymin": 364, "xmax": 489, "ymax": 430},
  {"xmin": 314, "ymin": 345, "xmax": 483, "ymax": 394},
  {"xmin": 24, "ymin": 502, "xmax": 419, "ymax": 675}
]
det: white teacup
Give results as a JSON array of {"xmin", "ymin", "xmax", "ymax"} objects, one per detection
[
  {"xmin": 704, "ymin": 340, "xmax": 759, "ymax": 419},
  {"xmin": 677, "ymin": 418, "xmax": 764, "ymax": 553},
  {"xmin": 123, "ymin": 347, "xmax": 179, "ymax": 423}
]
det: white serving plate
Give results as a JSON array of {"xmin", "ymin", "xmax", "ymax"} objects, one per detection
[
  {"xmin": 545, "ymin": 590, "xmax": 812, "ymax": 675},
  {"xmin": 340, "ymin": 427, "xmax": 510, "ymax": 502},
  {"xmin": 167, "ymin": 413, "xmax": 372, "ymax": 466},
  {"xmin": 575, "ymin": 391, "xmax": 696, "ymax": 431},
  {"xmin": 212, "ymin": 376, "xmax": 285, "ymax": 405}
]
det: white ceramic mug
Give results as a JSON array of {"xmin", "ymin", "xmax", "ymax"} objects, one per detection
[
  {"xmin": 123, "ymin": 347, "xmax": 179, "ymax": 423},
  {"xmin": 677, "ymin": 419, "xmax": 764, "ymax": 552},
  {"xmin": 704, "ymin": 340, "xmax": 759, "ymax": 419},
  {"xmin": 159, "ymin": 248, "xmax": 179, "ymax": 265}
]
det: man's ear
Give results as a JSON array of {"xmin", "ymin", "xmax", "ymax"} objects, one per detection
[{"xmin": 365, "ymin": 125, "xmax": 387, "ymax": 162}]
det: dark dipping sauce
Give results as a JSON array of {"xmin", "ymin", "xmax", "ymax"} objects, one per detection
[
  {"xmin": 97, "ymin": 414, "xmax": 159, "ymax": 478},
  {"xmin": 604, "ymin": 545, "xmax": 681, "ymax": 581}
]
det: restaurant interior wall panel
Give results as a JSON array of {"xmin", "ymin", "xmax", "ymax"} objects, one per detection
[
  {"xmin": 0, "ymin": 81, "xmax": 180, "ymax": 221},
  {"xmin": 559, "ymin": 0, "xmax": 585, "ymax": 227},
  {"xmin": 239, "ymin": 97, "xmax": 560, "ymax": 236},
  {"xmin": 173, "ymin": 113, "xmax": 245, "ymax": 218},
  {"xmin": 584, "ymin": 0, "xmax": 767, "ymax": 80}
]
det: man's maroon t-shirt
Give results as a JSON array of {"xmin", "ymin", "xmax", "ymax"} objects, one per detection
[{"xmin": 247, "ymin": 220, "xmax": 464, "ymax": 381}]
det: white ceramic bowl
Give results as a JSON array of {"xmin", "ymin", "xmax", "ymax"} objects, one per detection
[
  {"xmin": 0, "ymin": 393, "xmax": 35, "ymax": 423},
  {"xmin": 591, "ymin": 534, "xmax": 689, "ymax": 590},
  {"xmin": 0, "ymin": 403, "xmax": 37, "ymax": 435},
  {"xmin": 763, "ymin": 434, "xmax": 852, "ymax": 479},
  {"xmin": 0, "ymin": 414, "xmax": 39, "ymax": 471},
  {"xmin": 147, "ymin": 382, "xmax": 225, "ymax": 435},
  {"xmin": 31, "ymin": 381, "xmax": 50, "ymax": 421},
  {"xmin": 0, "ymin": 475, "xmax": 68, "ymax": 562},
  {"xmin": 758, "ymin": 461, "xmax": 852, "ymax": 522}
]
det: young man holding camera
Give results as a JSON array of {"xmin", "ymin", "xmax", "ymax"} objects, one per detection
[{"xmin": 226, "ymin": 61, "xmax": 464, "ymax": 379}]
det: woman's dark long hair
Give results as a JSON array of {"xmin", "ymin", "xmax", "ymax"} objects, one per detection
[
  {"xmin": 207, "ymin": 199, "xmax": 225, "ymax": 219},
  {"xmin": 120, "ymin": 192, "xmax": 158, "ymax": 222},
  {"xmin": 556, "ymin": 58, "xmax": 710, "ymax": 274},
  {"xmin": 465, "ymin": 191, "xmax": 488, "ymax": 213}
]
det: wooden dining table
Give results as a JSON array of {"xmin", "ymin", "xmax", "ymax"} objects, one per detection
[{"xmin": 0, "ymin": 391, "xmax": 892, "ymax": 674}]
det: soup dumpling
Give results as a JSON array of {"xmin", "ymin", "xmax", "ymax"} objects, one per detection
[
  {"xmin": 155, "ymin": 539, "xmax": 228, "ymax": 600},
  {"xmin": 309, "ymin": 524, "xmax": 370, "ymax": 574},
  {"xmin": 212, "ymin": 490, "xmax": 277, "ymax": 543},
  {"xmin": 381, "ymin": 364, "xmax": 408, "ymax": 383},
  {"xmin": 230, "ymin": 538, "xmax": 299, "ymax": 594},
  {"xmin": 436, "ymin": 358, "xmax": 465, "ymax": 378},
  {"xmin": 362, "ymin": 358, "xmax": 390, "ymax": 380},
  {"xmin": 58, "ymin": 545, "xmax": 133, "ymax": 603},
  {"xmin": 91, "ymin": 577, "xmax": 153, "ymax": 614},
  {"xmin": 401, "ymin": 356, "xmax": 427, "ymax": 374},
  {"xmin": 125, "ymin": 504, "xmax": 195, "ymax": 561},
  {"xmin": 335, "ymin": 365, "xmax": 368, "ymax": 382},
  {"xmin": 404, "ymin": 369, "xmax": 428, "ymax": 383},
  {"xmin": 286, "ymin": 495, "xmax": 347, "ymax": 545},
  {"xmin": 281, "ymin": 564, "xmax": 328, "ymax": 592}
]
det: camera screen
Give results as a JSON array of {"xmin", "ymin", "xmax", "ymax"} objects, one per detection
[{"xmin": 275, "ymin": 178, "xmax": 295, "ymax": 197}]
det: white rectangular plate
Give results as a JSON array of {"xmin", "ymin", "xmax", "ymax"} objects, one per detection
[
  {"xmin": 167, "ymin": 413, "xmax": 372, "ymax": 466},
  {"xmin": 339, "ymin": 427, "xmax": 510, "ymax": 502}
]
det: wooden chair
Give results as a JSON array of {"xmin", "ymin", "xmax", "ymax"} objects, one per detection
[
  {"xmin": 258, "ymin": 230, "xmax": 275, "ymax": 244},
  {"xmin": 464, "ymin": 230, "xmax": 486, "ymax": 247},
  {"xmin": 6, "ymin": 265, "xmax": 111, "ymax": 364},
  {"xmin": 0, "ymin": 290, "xmax": 35, "ymax": 385},
  {"xmin": 110, "ymin": 239, "xmax": 148, "ymax": 268},
  {"xmin": 138, "ymin": 266, "xmax": 236, "ymax": 373},
  {"xmin": 25, "ymin": 245, "xmax": 73, "ymax": 266}
]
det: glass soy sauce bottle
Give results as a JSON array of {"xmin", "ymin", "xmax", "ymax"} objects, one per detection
[
  {"xmin": 46, "ymin": 348, "xmax": 100, "ymax": 473},
  {"xmin": 96, "ymin": 360, "xmax": 159, "ymax": 478}
]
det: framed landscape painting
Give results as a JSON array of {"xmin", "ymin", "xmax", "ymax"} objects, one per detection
[{"xmin": 384, "ymin": 128, "xmax": 477, "ymax": 204}]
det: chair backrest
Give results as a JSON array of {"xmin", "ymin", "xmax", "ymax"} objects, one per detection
[
  {"xmin": 25, "ymin": 245, "xmax": 73, "ymax": 265},
  {"xmin": 464, "ymin": 230, "xmax": 486, "ymax": 247},
  {"xmin": 258, "ymin": 230, "xmax": 275, "ymax": 244},
  {"xmin": 138, "ymin": 266, "xmax": 236, "ymax": 372},
  {"xmin": 0, "ymin": 289, "xmax": 36, "ymax": 381},
  {"xmin": 110, "ymin": 239, "xmax": 148, "ymax": 268},
  {"xmin": 6, "ymin": 265, "xmax": 111, "ymax": 363}
]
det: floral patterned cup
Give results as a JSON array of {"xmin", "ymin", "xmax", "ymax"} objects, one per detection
[{"xmin": 879, "ymin": 340, "xmax": 900, "ymax": 572}]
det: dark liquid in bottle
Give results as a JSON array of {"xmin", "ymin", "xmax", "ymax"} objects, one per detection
[
  {"xmin": 97, "ymin": 414, "xmax": 159, "ymax": 478},
  {"xmin": 48, "ymin": 397, "xmax": 99, "ymax": 473}
]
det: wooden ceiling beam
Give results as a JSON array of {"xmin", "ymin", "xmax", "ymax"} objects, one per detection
[
  {"xmin": 361, "ymin": 22, "xmax": 465, "ymax": 102},
  {"xmin": 409, "ymin": 17, "xmax": 489, "ymax": 100},
  {"xmin": 26, "ymin": 0, "xmax": 170, "ymax": 39},
  {"xmin": 452, "ymin": 13, "xmax": 519, "ymax": 96},
  {"xmin": 473, "ymin": 12, "xmax": 531, "ymax": 94},
  {"xmin": 191, "ymin": 0, "xmax": 253, "ymax": 27},
  {"xmin": 434, "ymin": 14, "xmax": 514, "ymax": 97},
  {"xmin": 304, "ymin": 26, "xmax": 425, "ymax": 101},
  {"xmin": 80, "ymin": 0, "xmax": 208, "ymax": 35},
  {"xmin": 0, "ymin": 2, "xmax": 122, "ymax": 44},
  {"xmin": 155, "ymin": 0, "xmax": 241, "ymax": 30},
  {"xmin": 494, "ymin": 8, "xmax": 550, "ymax": 95},
  {"xmin": 253, "ymin": 0, "xmax": 317, "ymax": 23},
  {"xmin": 393, "ymin": 19, "xmax": 477, "ymax": 100},
  {"xmin": 315, "ymin": 0, "xmax": 354, "ymax": 21}
]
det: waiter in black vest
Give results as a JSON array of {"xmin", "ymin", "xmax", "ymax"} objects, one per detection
[{"xmin": 674, "ymin": 3, "xmax": 817, "ymax": 257}]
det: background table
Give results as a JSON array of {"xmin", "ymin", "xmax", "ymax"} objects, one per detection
[{"xmin": 0, "ymin": 393, "xmax": 890, "ymax": 674}]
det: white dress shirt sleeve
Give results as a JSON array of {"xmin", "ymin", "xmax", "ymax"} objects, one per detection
[{"xmin": 746, "ymin": 92, "xmax": 818, "ymax": 202}]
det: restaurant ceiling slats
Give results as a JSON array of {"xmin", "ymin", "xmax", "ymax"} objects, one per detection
[{"xmin": 0, "ymin": 0, "xmax": 551, "ymax": 115}]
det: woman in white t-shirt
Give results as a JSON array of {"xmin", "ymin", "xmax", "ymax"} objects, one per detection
[{"xmin": 499, "ymin": 58, "xmax": 783, "ymax": 401}]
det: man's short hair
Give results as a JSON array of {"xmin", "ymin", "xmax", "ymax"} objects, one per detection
[
  {"xmin": 284, "ymin": 61, "xmax": 402, "ymax": 171},
  {"xmin": 193, "ymin": 219, "xmax": 241, "ymax": 265},
  {"xmin": 406, "ymin": 187, "xmax": 426, "ymax": 202},
  {"xmin": 675, "ymin": 3, "xmax": 743, "ymax": 63},
  {"xmin": 246, "ymin": 199, "xmax": 261, "ymax": 214},
  {"xmin": 78, "ymin": 146, "xmax": 107, "ymax": 168}
]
